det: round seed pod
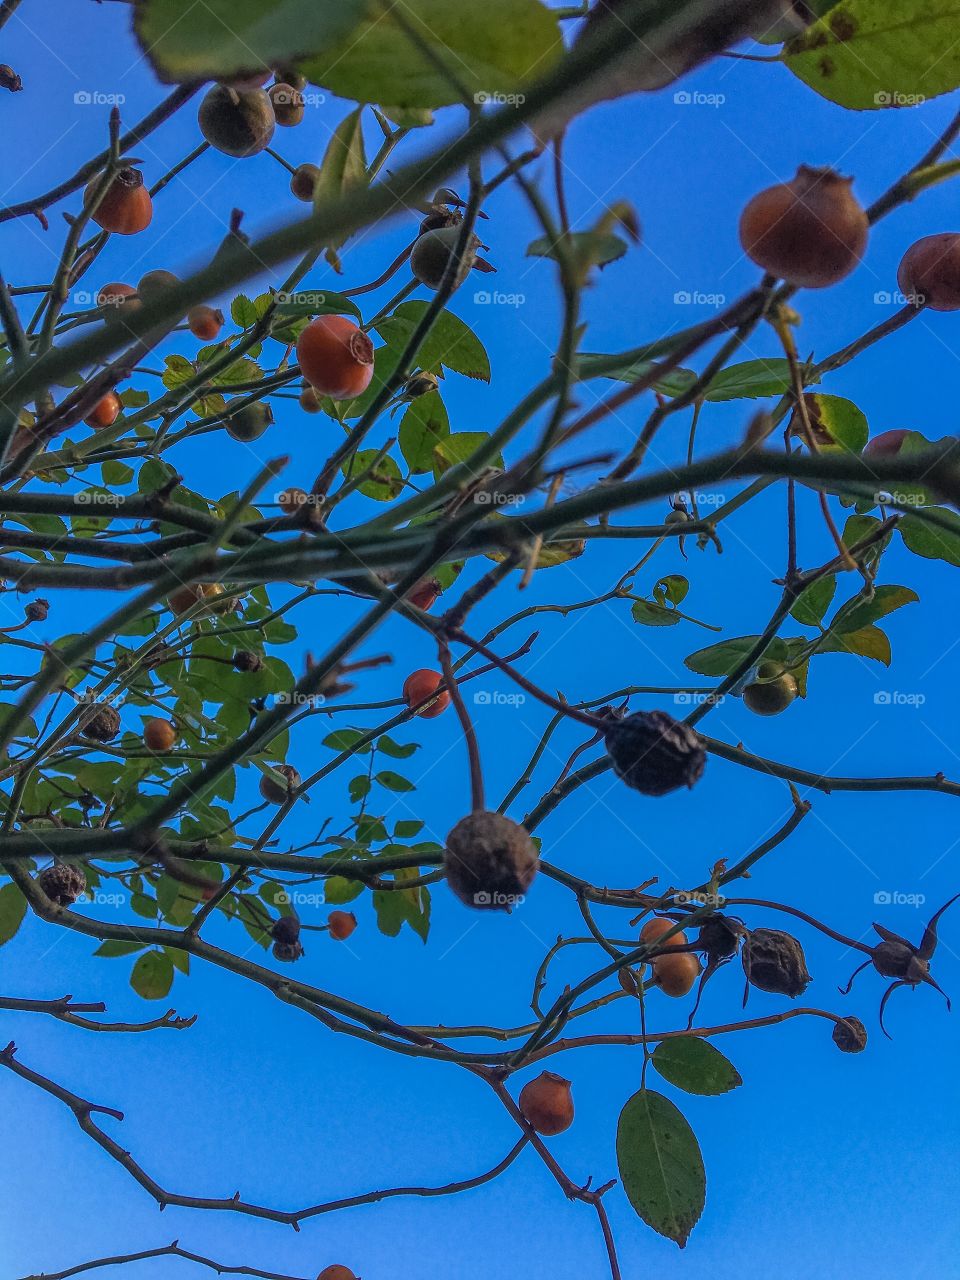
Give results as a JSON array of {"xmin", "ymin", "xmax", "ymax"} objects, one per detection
[
  {"xmin": 518, "ymin": 1071, "xmax": 574, "ymax": 1136},
  {"xmin": 38, "ymin": 862, "xmax": 86, "ymax": 906},
  {"xmin": 271, "ymin": 915, "xmax": 301, "ymax": 946},
  {"xmin": 272, "ymin": 939, "xmax": 304, "ymax": 963},
  {"xmin": 290, "ymin": 163, "xmax": 320, "ymax": 202},
  {"xmin": 198, "ymin": 85, "xmax": 276, "ymax": 157},
  {"xmin": 443, "ymin": 810, "xmax": 538, "ymax": 910},
  {"xmin": 603, "ymin": 710, "xmax": 706, "ymax": 796},
  {"xmin": 742, "ymin": 927, "xmax": 811, "ymax": 997},
  {"xmin": 79, "ymin": 702, "xmax": 120, "ymax": 743},
  {"xmin": 832, "ymin": 1015, "xmax": 868, "ymax": 1054},
  {"xmin": 696, "ymin": 914, "xmax": 743, "ymax": 961},
  {"xmin": 410, "ymin": 226, "xmax": 480, "ymax": 292},
  {"xmin": 233, "ymin": 650, "xmax": 264, "ymax": 673},
  {"xmin": 871, "ymin": 939, "xmax": 917, "ymax": 979}
]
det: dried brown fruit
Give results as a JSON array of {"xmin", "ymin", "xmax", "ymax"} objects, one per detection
[
  {"xmin": 832, "ymin": 1016, "xmax": 867, "ymax": 1054},
  {"xmin": 443, "ymin": 811, "xmax": 538, "ymax": 910},
  {"xmin": 198, "ymin": 84, "xmax": 276, "ymax": 157},
  {"xmin": 271, "ymin": 915, "xmax": 301, "ymax": 946},
  {"xmin": 897, "ymin": 234, "xmax": 960, "ymax": 311},
  {"xmin": 259, "ymin": 764, "xmax": 302, "ymax": 804},
  {"xmin": 79, "ymin": 702, "xmax": 120, "ymax": 743},
  {"xmin": 38, "ymin": 862, "xmax": 86, "ymax": 906},
  {"xmin": 232, "ymin": 650, "xmax": 263, "ymax": 673},
  {"xmin": 604, "ymin": 710, "xmax": 706, "ymax": 796},
  {"xmin": 24, "ymin": 598, "xmax": 49, "ymax": 622},
  {"xmin": 410, "ymin": 226, "xmax": 480, "ymax": 292},
  {"xmin": 742, "ymin": 927, "xmax": 811, "ymax": 998}
]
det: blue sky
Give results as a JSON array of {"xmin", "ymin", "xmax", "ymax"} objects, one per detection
[{"xmin": 1, "ymin": 4, "xmax": 960, "ymax": 1278}]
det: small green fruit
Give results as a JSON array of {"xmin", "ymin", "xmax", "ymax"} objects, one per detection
[
  {"xmin": 226, "ymin": 400, "xmax": 274, "ymax": 442},
  {"xmin": 743, "ymin": 661, "xmax": 798, "ymax": 716}
]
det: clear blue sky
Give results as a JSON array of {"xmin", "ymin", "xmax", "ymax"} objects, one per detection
[{"xmin": 2, "ymin": 4, "xmax": 959, "ymax": 1278}]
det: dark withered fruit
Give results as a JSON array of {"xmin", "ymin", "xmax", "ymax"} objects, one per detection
[
  {"xmin": 38, "ymin": 862, "xmax": 86, "ymax": 906},
  {"xmin": 443, "ymin": 810, "xmax": 538, "ymax": 911},
  {"xmin": 742, "ymin": 927, "xmax": 811, "ymax": 997},
  {"xmin": 80, "ymin": 702, "xmax": 121, "ymax": 742},
  {"xmin": 604, "ymin": 710, "xmax": 706, "ymax": 796},
  {"xmin": 832, "ymin": 1016, "xmax": 868, "ymax": 1054}
]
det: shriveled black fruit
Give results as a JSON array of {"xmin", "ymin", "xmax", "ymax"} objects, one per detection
[
  {"xmin": 272, "ymin": 939, "xmax": 304, "ymax": 963},
  {"xmin": 604, "ymin": 710, "xmax": 705, "ymax": 796},
  {"xmin": 742, "ymin": 927, "xmax": 811, "ymax": 997},
  {"xmin": 233, "ymin": 650, "xmax": 264, "ymax": 673},
  {"xmin": 410, "ymin": 226, "xmax": 480, "ymax": 292},
  {"xmin": 80, "ymin": 702, "xmax": 120, "ymax": 743},
  {"xmin": 198, "ymin": 85, "xmax": 276, "ymax": 157},
  {"xmin": 226, "ymin": 400, "xmax": 273, "ymax": 442},
  {"xmin": 696, "ymin": 914, "xmax": 743, "ymax": 961},
  {"xmin": 271, "ymin": 915, "xmax": 301, "ymax": 946},
  {"xmin": 38, "ymin": 862, "xmax": 86, "ymax": 906},
  {"xmin": 832, "ymin": 1016, "xmax": 867, "ymax": 1054},
  {"xmin": 443, "ymin": 810, "xmax": 538, "ymax": 910}
]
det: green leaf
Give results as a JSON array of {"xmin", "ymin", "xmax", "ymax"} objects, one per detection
[
  {"xmin": 381, "ymin": 302, "xmax": 491, "ymax": 381},
  {"xmin": 394, "ymin": 819, "xmax": 424, "ymax": 838},
  {"xmin": 312, "ymin": 108, "xmax": 368, "ymax": 262},
  {"xmin": 703, "ymin": 358, "xmax": 811, "ymax": 402},
  {"xmin": 134, "ymin": 0, "xmax": 368, "ymax": 83},
  {"xmin": 0, "ymin": 883, "xmax": 26, "ymax": 945},
  {"xmin": 94, "ymin": 939, "xmax": 147, "ymax": 958},
  {"xmin": 341, "ymin": 450, "xmax": 403, "ymax": 501},
  {"xmin": 822, "ymin": 623, "xmax": 892, "ymax": 664},
  {"xmin": 527, "ymin": 230, "xmax": 628, "ymax": 271},
  {"xmin": 398, "ymin": 392, "xmax": 450, "ymax": 474},
  {"xmin": 324, "ymin": 728, "xmax": 372, "ymax": 754},
  {"xmin": 377, "ymin": 736, "xmax": 419, "ymax": 759},
  {"xmin": 784, "ymin": 0, "xmax": 960, "ymax": 111},
  {"xmin": 617, "ymin": 1089, "xmax": 705, "ymax": 1248},
  {"xmin": 651, "ymin": 1038, "xmax": 743, "ymax": 1096},
  {"xmin": 685, "ymin": 636, "xmax": 789, "ymax": 677},
  {"xmin": 231, "ymin": 294, "xmax": 258, "ymax": 328},
  {"xmin": 800, "ymin": 393, "xmax": 868, "ymax": 453},
  {"xmin": 433, "ymin": 432, "xmax": 503, "ymax": 475},
  {"xmin": 900, "ymin": 508, "xmax": 960, "ymax": 567},
  {"xmin": 273, "ymin": 289, "xmax": 362, "ymax": 322},
  {"xmin": 130, "ymin": 950, "xmax": 174, "ymax": 1001},
  {"xmin": 829, "ymin": 584, "xmax": 918, "ymax": 634},
  {"xmin": 790, "ymin": 575, "xmax": 837, "ymax": 626},
  {"xmin": 299, "ymin": 0, "xmax": 562, "ymax": 110},
  {"xmin": 325, "ymin": 876, "xmax": 365, "ymax": 905},
  {"xmin": 654, "ymin": 575, "xmax": 689, "ymax": 606},
  {"xmin": 376, "ymin": 770, "xmax": 415, "ymax": 792},
  {"xmin": 632, "ymin": 598, "xmax": 680, "ymax": 627}
]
